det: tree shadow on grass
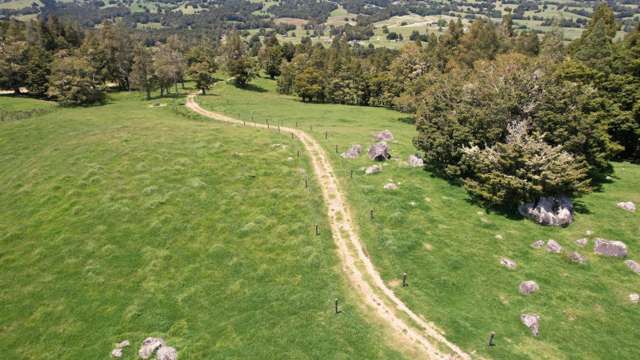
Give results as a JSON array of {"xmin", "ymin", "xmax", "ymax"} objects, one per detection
[
  {"xmin": 397, "ymin": 116, "xmax": 415, "ymax": 125},
  {"xmin": 235, "ymin": 83, "xmax": 268, "ymax": 93}
]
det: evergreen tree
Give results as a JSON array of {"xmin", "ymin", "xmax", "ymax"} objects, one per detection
[
  {"xmin": 222, "ymin": 31, "xmax": 255, "ymax": 87},
  {"xmin": 47, "ymin": 51, "xmax": 104, "ymax": 105},
  {"xmin": 462, "ymin": 121, "xmax": 590, "ymax": 208}
]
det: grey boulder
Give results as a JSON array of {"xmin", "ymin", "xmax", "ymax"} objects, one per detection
[
  {"xmin": 341, "ymin": 144, "xmax": 362, "ymax": 159},
  {"xmin": 407, "ymin": 155, "xmax": 424, "ymax": 168},
  {"xmin": 520, "ymin": 313, "xmax": 540, "ymax": 336},
  {"xmin": 156, "ymin": 346, "xmax": 178, "ymax": 360},
  {"xmin": 594, "ymin": 238, "xmax": 628, "ymax": 257},
  {"xmin": 518, "ymin": 196, "xmax": 573, "ymax": 226},
  {"xmin": 616, "ymin": 201, "xmax": 636, "ymax": 212},
  {"xmin": 531, "ymin": 240, "xmax": 545, "ymax": 249},
  {"xmin": 546, "ymin": 240, "xmax": 562, "ymax": 253},
  {"xmin": 519, "ymin": 280, "xmax": 539, "ymax": 295},
  {"xmin": 139, "ymin": 338, "xmax": 165, "ymax": 360},
  {"xmin": 375, "ymin": 129, "xmax": 394, "ymax": 142},
  {"xmin": 568, "ymin": 251, "xmax": 587, "ymax": 264},
  {"xmin": 500, "ymin": 257, "xmax": 517, "ymax": 269},
  {"xmin": 365, "ymin": 165, "xmax": 382, "ymax": 175},
  {"xmin": 383, "ymin": 182, "xmax": 398, "ymax": 190},
  {"xmin": 368, "ymin": 142, "xmax": 391, "ymax": 161},
  {"xmin": 625, "ymin": 260, "xmax": 640, "ymax": 274},
  {"xmin": 575, "ymin": 238, "xmax": 588, "ymax": 247}
]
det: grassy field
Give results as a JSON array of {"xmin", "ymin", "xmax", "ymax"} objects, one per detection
[
  {"xmin": 0, "ymin": 96, "xmax": 56, "ymax": 121},
  {"xmin": 0, "ymin": 93, "xmax": 404, "ymax": 359},
  {"xmin": 197, "ymin": 77, "xmax": 640, "ymax": 359}
]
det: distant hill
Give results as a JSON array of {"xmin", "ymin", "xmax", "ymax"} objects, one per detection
[{"xmin": 1, "ymin": 0, "xmax": 639, "ymax": 46}]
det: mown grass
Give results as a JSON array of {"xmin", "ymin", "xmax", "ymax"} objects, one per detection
[
  {"xmin": 0, "ymin": 93, "xmax": 404, "ymax": 359},
  {"xmin": 197, "ymin": 77, "xmax": 640, "ymax": 359}
]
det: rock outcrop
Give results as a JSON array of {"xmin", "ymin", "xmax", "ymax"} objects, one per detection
[{"xmin": 518, "ymin": 196, "xmax": 573, "ymax": 226}]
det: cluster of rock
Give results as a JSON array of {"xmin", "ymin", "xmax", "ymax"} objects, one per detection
[
  {"xmin": 518, "ymin": 195, "xmax": 573, "ymax": 226},
  {"xmin": 111, "ymin": 338, "xmax": 177, "ymax": 360}
]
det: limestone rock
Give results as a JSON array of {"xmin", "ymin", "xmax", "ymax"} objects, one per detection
[
  {"xmin": 594, "ymin": 238, "xmax": 628, "ymax": 258},
  {"xmin": 630, "ymin": 293, "xmax": 640, "ymax": 304},
  {"xmin": 518, "ymin": 196, "xmax": 573, "ymax": 226},
  {"xmin": 519, "ymin": 280, "xmax": 539, "ymax": 295},
  {"xmin": 575, "ymin": 238, "xmax": 588, "ymax": 247},
  {"xmin": 139, "ymin": 337, "xmax": 165, "ymax": 359},
  {"xmin": 617, "ymin": 201, "xmax": 636, "ymax": 212},
  {"xmin": 546, "ymin": 240, "xmax": 562, "ymax": 253},
  {"xmin": 500, "ymin": 257, "xmax": 517, "ymax": 269},
  {"xmin": 365, "ymin": 164, "xmax": 381, "ymax": 175},
  {"xmin": 520, "ymin": 313, "xmax": 540, "ymax": 336},
  {"xmin": 568, "ymin": 251, "xmax": 586, "ymax": 264},
  {"xmin": 531, "ymin": 240, "xmax": 545, "ymax": 249},
  {"xmin": 156, "ymin": 346, "xmax": 177, "ymax": 360},
  {"xmin": 407, "ymin": 155, "xmax": 424, "ymax": 168},
  {"xmin": 368, "ymin": 142, "xmax": 391, "ymax": 161},
  {"xmin": 375, "ymin": 129, "xmax": 394, "ymax": 142},
  {"xmin": 341, "ymin": 144, "xmax": 362, "ymax": 159},
  {"xmin": 625, "ymin": 260, "xmax": 640, "ymax": 274},
  {"xmin": 111, "ymin": 339, "xmax": 129, "ymax": 358},
  {"xmin": 383, "ymin": 182, "xmax": 398, "ymax": 190}
]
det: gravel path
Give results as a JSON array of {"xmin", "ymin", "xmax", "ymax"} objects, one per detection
[{"xmin": 186, "ymin": 94, "xmax": 470, "ymax": 359}]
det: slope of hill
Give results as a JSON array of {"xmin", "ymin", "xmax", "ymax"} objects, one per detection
[
  {"xmin": 196, "ymin": 77, "xmax": 640, "ymax": 359},
  {"xmin": 0, "ymin": 93, "xmax": 405, "ymax": 359}
]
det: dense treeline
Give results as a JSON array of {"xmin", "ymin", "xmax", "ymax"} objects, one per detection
[
  {"xmin": 0, "ymin": 16, "xmax": 219, "ymax": 103},
  {"xmin": 274, "ymin": 5, "xmax": 640, "ymax": 208},
  {"xmin": 1, "ymin": 4, "xmax": 638, "ymax": 210}
]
